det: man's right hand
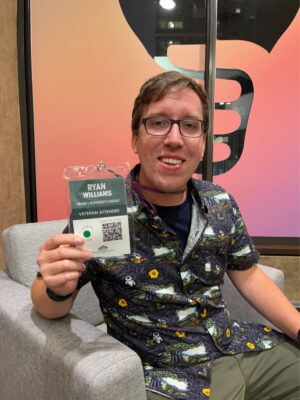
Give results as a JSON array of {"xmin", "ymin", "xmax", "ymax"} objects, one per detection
[
  {"xmin": 31, "ymin": 233, "xmax": 92, "ymax": 319},
  {"xmin": 36, "ymin": 233, "xmax": 92, "ymax": 296}
]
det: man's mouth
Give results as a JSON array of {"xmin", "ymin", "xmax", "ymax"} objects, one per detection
[{"xmin": 159, "ymin": 157, "xmax": 183, "ymax": 166}]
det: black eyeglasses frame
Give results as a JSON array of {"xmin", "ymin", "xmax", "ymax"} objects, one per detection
[{"xmin": 141, "ymin": 117, "xmax": 207, "ymax": 138}]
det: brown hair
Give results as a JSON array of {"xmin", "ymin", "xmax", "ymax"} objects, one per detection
[{"xmin": 131, "ymin": 71, "xmax": 209, "ymax": 135}]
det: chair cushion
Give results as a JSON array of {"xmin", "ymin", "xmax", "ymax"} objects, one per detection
[{"xmin": 2, "ymin": 220, "xmax": 103, "ymax": 326}]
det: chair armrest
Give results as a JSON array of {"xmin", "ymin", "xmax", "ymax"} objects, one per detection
[
  {"xmin": 221, "ymin": 264, "xmax": 285, "ymax": 326},
  {"xmin": 0, "ymin": 271, "xmax": 147, "ymax": 400}
]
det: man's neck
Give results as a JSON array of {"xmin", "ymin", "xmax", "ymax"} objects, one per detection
[
  {"xmin": 142, "ymin": 189, "xmax": 187, "ymax": 207},
  {"xmin": 132, "ymin": 164, "xmax": 188, "ymax": 207}
]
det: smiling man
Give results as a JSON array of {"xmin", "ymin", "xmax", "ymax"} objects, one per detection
[
  {"xmin": 131, "ymin": 77, "xmax": 207, "ymax": 204},
  {"xmin": 31, "ymin": 71, "xmax": 300, "ymax": 400}
]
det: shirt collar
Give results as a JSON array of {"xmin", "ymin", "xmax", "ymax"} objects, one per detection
[{"xmin": 129, "ymin": 164, "xmax": 208, "ymax": 217}]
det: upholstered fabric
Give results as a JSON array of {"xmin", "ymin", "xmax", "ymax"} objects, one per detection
[
  {"xmin": 2, "ymin": 220, "xmax": 67, "ymax": 287},
  {"xmin": 0, "ymin": 270, "xmax": 146, "ymax": 400},
  {"xmin": 2, "ymin": 220, "xmax": 103, "ymax": 326}
]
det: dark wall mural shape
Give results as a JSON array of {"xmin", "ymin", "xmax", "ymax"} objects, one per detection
[{"xmin": 119, "ymin": 0, "xmax": 299, "ymax": 175}]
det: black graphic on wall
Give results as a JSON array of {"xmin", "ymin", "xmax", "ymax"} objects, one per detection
[{"xmin": 119, "ymin": 0, "xmax": 298, "ymax": 175}]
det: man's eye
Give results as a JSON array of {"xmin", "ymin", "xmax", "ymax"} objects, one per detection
[
  {"xmin": 151, "ymin": 119, "xmax": 168, "ymax": 128},
  {"xmin": 182, "ymin": 120, "xmax": 200, "ymax": 130}
]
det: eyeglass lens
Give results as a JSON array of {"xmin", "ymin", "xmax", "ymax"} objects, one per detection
[{"xmin": 145, "ymin": 117, "xmax": 203, "ymax": 137}]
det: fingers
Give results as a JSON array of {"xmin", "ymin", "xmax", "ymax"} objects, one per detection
[
  {"xmin": 37, "ymin": 234, "xmax": 92, "ymax": 265},
  {"xmin": 39, "ymin": 257, "xmax": 86, "ymax": 277},
  {"xmin": 36, "ymin": 233, "xmax": 92, "ymax": 293},
  {"xmin": 42, "ymin": 233, "xmax": 84, "ymax": 251},
  {"xmin": 38, "ymin": 244, "xmax": 91, "ymax": 265},
  {"xmin": 42, "ymin": 265, "xmax": 84, "ymax": 290}
]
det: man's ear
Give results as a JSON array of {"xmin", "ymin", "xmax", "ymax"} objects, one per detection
[{"xmin": 131, "ymin": 132, "xmax": 138, "ymax": 154}]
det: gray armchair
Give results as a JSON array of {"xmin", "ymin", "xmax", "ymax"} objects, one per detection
[{"xmin": 0, "ymin": 220, "xmax": 284, "ymax": 400}]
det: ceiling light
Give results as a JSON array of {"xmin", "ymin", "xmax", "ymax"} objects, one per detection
[{"xmin": 159, "ymin": 0, "xmax": 176, "ymax": 11}]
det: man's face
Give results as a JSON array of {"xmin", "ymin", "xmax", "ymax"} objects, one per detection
[{"xmin": 131, "ymin": 88, "xmax": 206, "ymax": 205}]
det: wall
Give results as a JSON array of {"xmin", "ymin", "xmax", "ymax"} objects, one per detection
[
  {"xmin": 30, "ymin": 3, "xmax": 299, "ymax": 240},
  {"xmin": 0, "ymin": 0, "xmax": 26, "ymax": 267}
]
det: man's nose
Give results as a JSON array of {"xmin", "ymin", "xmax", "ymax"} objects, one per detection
[{"xmin": 163, "ymin": 122, "xmax": 184, "ymax": 145}]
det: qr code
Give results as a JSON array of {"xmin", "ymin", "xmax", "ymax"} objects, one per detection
[{"xmin": 102, "ymin": 221, "xmax": 123, "ymax": 242}]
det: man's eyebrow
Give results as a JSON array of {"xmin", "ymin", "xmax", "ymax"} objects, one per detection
[
  {"xmin": 145, "ymin": 113, "xmax": 202, "ymax": 119},
  {"xmin": 144, "ymin": 113, "xmax": 168, "ymax": 118}
]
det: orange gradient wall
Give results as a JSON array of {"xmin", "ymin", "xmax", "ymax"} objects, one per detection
[{"xmin": 31, "ymin": 1, "xmax": 299, "ymax": 237}]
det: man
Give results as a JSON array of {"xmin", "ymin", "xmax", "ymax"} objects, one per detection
[{"xmin": 31, "ymin": 71, "xmax": 300, "ymax": 400}]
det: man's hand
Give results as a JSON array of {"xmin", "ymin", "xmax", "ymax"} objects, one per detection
[
  {"xmin": 37, "ymin": 233, "xmax": 92, "ymax": 296},
  {"xmin": 31, "ymin": 233, "xmax": 92, "ymax": 319}
]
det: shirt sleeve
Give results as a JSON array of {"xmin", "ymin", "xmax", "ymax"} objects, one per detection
[{"xmin": 226, "ymin": 194, "xmax": 260, "ymax": 270}]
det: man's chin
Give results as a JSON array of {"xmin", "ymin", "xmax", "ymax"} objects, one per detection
[{"xmin": 155, "ymin": 180, "xmax": 187, "ymax": 194}]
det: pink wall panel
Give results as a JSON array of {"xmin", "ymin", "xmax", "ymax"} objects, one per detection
[
  {"xmin": 214, "ymin": 13, "xmax": 299, "ymax": 236},
  {"xmin": 31, "ymin": 1, "xmax": 161, "ymax": 220},
  {"xmin": 31, "ymin": 1, "xmax": 299, "ymax": 237}
]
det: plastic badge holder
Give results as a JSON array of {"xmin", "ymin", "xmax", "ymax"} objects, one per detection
[{"xmin": 63, "ymin": 161, "xmax": 135, "ymax": 258}]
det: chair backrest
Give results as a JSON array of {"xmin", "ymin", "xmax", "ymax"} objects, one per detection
[{"xmin": 2, "ymin": 220, "xmax": 103, "ymax": 326}]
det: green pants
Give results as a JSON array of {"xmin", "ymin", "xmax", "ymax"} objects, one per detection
[{"xmin": 146, "ymin": 341, "xmax": 300, "ymax": 400}]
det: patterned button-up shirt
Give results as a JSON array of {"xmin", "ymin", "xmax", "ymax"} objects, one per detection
[{"xmin": 77, "ymin": 166, "xmax": 284, "ymax": 400}]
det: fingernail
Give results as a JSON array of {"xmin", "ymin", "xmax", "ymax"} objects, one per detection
[{"xmin": 74, "ymin": 235, "xmax": 84, "ymax": 244}]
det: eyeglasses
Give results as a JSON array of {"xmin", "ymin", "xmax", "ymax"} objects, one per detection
[{"xmin": 141, "ymin": 117, "xmax": 206, "ymax": 138}]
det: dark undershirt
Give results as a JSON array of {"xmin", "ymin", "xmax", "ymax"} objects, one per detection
[{"xmin": 154, "ymin": 191, "xmax": 193, "ymax": 249}]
